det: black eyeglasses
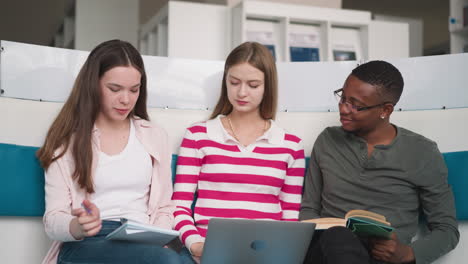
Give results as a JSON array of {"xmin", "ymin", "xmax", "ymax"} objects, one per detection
[{"xmin": 333, "ymin": 88, "xmax": 393, "ymax": 113}]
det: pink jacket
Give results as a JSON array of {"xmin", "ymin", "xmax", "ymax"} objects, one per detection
[{"xmin": 42, "ymin": 118, "xmax": 175, "ymax": 264}]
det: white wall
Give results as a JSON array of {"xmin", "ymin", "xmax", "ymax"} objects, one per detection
[
  {"xmin": 368, "ymin": 20, "xmax": 409, "ymax": 60},
  {"xmin": 167, "ymin": 1, "xmax": 230, "ymax": 60},
  {"xmin": 374, "ymin": 14, "xmax": 423, "ymax": 57},
  {"xmin": 0, "ymin": 217, "xmax": 51, "ymax": 263},
  {"xmin": 75, "ymin": 0, "xmax": 139, "ymax": 51}
]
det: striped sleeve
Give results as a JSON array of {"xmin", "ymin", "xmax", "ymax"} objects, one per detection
[
  {"xmin": 172, "ymin": 126, "xmax": 205, "ymax": 249},
  {"xmin": 280, "ymin": 134, "xmax": 306, "ymax": 221}
]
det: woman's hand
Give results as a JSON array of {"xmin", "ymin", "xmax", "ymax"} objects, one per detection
[
  {"xmin": 69, "ymin": 199, "xmax": 102, "ymax": 240},
  {"xmin": 190, "ymin": 242, "xmax": 204, "ymax": 264},
  {"xmin": 190, "ymin": 242, "xmax": 205, "ymax": 257}
]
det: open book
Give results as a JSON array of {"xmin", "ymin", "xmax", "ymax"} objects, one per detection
[
  {"xmin": 302, "ymin": 209, "xmax": 394, "ymax": 239},
  {"xmin": 105, "ymin": 218, "xmax": 180, "ymax": 246}
]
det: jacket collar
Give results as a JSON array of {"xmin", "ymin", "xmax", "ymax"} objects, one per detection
[
  {"xmin": 206, "ymin": 115, "xmax": 284, "ymax": 146},
  {"xmin": 91, "ymin": 116, "xmax": 161, "ymax": 162}
]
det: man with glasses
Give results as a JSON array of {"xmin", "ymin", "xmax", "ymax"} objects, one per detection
[{"xmin": 300, "ymin": 61, "xmax": 459, "ymax": 264}]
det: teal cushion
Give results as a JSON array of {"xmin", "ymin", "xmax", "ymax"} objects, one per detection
[
  {"xmin": 0, "ymin": 143, "xmax": 182, "ymax": 216},
  {"xmin": 172, "ymin": 154, "xmax": 197, "ymax": 210},
  {"xmin": 1, "ymin": 143, "xmax": 467, "ymax": 220},
  {"xmin": 0, "ymin": 143, "xmax": 44, "ymax": 216},
  {"xmin": 443, "ymin": 151, "xmax": 468, "ymax": 220},
  {"xmin": 171, "ymin": 154, "xmax": 178, "ymax": 182}
]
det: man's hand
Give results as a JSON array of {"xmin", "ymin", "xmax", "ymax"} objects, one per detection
[{"xmin": 370, "ymin": 233, "xmax": 415, "ymax": 263}]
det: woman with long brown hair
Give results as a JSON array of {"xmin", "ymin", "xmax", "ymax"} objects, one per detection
[
  {"xmin": 172, "ymin": 42, "xmax": 306, "ymax": 262},
  {"xmin": 38, "ymin": 39, "xmax": 182, "ymax": 264}
]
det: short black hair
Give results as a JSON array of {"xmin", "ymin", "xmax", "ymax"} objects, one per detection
[{"xmin": 351, "ymin": 60, "xmax": 404, "ymax": 104}]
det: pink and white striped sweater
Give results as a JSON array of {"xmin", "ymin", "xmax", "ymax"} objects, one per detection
[{"xmin": 172, "ymin": 116, "xmax": 306, "ymax": 249}]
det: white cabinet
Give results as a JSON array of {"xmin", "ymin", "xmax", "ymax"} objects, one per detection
[
  {"xmin": 231, "ymin": 0, "xmax": 371, "ymax": 62},
  {"xmin": 449, "ymin": 0, "xmax": 468, "ymax": 53},
  {"xmin": 140, "ymin": 0, "xmax": 409, "ymax": 61}
]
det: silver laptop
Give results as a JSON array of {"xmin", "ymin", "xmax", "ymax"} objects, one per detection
[{"xmin": 201, "ymin": 218, "xmax": 316, "ymax": 264}]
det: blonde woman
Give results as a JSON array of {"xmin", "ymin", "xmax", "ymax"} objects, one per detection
[{"xmin": 172, "ymin": 42, "xmax": 306, "ymax": 262}]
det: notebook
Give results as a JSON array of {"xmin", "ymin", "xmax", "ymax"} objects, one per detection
[
  {"xmin": 201, "ymin": 218, "xmax": 316, "ymax": 264},
  {"xmin": 105, "ymin": 218, "xmax": 179, "ymax": 246}
]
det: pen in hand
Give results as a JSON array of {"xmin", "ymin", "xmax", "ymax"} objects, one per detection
[
  {"xmin": 82, "ymin": 202, "xmax": 92, "ymax": 215},
  {"xmin": 70, "ymin": 199, "xmax": 102, "ymax": 239}
]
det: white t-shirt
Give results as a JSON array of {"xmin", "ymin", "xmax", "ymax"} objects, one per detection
[{"xmin": 91, "ymin": 121, "xmax": 152, "ymax": 223}]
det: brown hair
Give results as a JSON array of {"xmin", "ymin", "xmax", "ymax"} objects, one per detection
[
  {"xmin": 210, "ymin": 42, "xmax": 278, "ymax": 120},
  {"xmin": 37, "ymin": 39, "xmax": 148, "ymax": 193}
]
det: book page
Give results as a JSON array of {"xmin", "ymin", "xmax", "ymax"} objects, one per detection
[
  {"xmin": 302, "ymin": 217, "xmax": 346, "ymax": 230},
  {"xmin": 345, "ymin": 210, "xmax": 390, "ymax": 225}
]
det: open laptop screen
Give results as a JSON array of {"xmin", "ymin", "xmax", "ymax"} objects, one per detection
[{"xmin": 201, "ymin": 218, "xmax": 316, "ymax": 264}]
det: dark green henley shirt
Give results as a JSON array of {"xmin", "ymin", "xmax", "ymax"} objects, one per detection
[{"xmin": 300, "ymin": 126, "xmax": 459, "ymax": 264}]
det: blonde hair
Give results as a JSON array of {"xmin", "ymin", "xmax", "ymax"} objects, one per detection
[{"xmin": 210, "ymin": 42, "xmax": 278, "ymax": 120}]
